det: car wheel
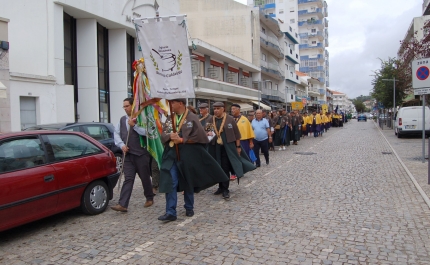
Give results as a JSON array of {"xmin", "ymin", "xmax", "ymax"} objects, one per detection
[
  {"xmin": 81, "ymin": 180, "xmax": 109, "ymax": 215},
  {"xmin": 397, "ymin": 132, "xmax": 402, "ymax": 138},
  {"xmin": 395, "ymin": 129, "xmax": 397, "ymax": 135},
  {"xmin": 115, "ymin": 153, "xmax": 123, "ymax": 173}
]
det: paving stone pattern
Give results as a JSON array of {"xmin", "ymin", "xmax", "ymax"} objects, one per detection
[{"xmin": 1, "ymin": 121, "xmax": 430, "ymax": 264}]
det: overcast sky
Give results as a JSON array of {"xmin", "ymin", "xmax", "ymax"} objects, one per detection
[{"xmin": 235, "ymin": 0, "xmax": 423, "ymax": 99}]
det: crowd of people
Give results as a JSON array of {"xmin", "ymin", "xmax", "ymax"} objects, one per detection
[{"xmin": 110, "ymin": 97, "xmax": 348, "ymax": 222}]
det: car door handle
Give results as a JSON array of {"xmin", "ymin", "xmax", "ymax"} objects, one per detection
[
  {"xmin": 412, "ymin": 120, "xmax": 417, "ymax": 121},
  {"xmin": 44, "ymin": 175, "xmax": 55, "ymax": 182}
]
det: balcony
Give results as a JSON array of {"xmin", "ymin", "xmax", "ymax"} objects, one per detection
[
  {"xmin": 298, "ymin": 19, "xmax": 323, "ymax": 28},
  {"xmin": 253, "ymin": 0, "xmax": 276, "ymax": 8},
  {"xmin": 285, "ymin": 26, "xmax": 299, "ymax": 44},
  {"xmin": 300, "ymin": 66, "xmax": 325, "ymax": 73},
  {"xmin": 260, "ymin": 60, "xmax": 285, "ymax": 81},
  {"xmin": 318, "ymin": 100, "xmax": 326, "ymax": 105},
  {"xmin": 326, "ymin": 81, "xmax": 330, "ymax": 87},
  {"xmin": 286, "ymin": 71, "xmax": 300, "ymax": 84},
  {"xmin": 286, "ymin": 48, "xmax": 300, "ymax": 64},
  {"xmin": 318, "ymin": 89, "xmax": 325, "ymax": 95},
  {"xmin": 194, "ymin": 76, "xmax": 259, "ymax": 101},
  {"xmin": 325, "ymin": 38, "xmax": 329, "ymax": 47},
  {"xmin": 308, "ymin": 87, "xmax": 319, "ymax": 96},
  {"xmin": 301, "ymin": 54, "xmax": 324, "ymax": 62},
  {"xmin": 318, "ymin": 77, "xmax": 325, "ymax": 83},
  {"xmin": 324, "ymin": 18, "xmax": 328, "ymax": 27},
  {"xmin": 298, "ymin": 8, "xmax": 324, "ymax": 19},
  {"xmin": 298, "ymin": 0, "xmax": 323, "ymax": 7},
  {"xmin": 261, "ymin": 88, "xmax": 285, "ymax": 102},
  {"xmin": 259, "ymin": 10, "xmax": 283, "ymax": 37},
  {"xmin": 299, "ymin": 43, "xmax": 324, "ymax": 50},
  {"xmin": 260, "ymin": 33, "xmax": 284, "ymax": 59}
]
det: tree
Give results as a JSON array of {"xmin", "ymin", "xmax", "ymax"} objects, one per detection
[
  {"xmin": 371, "ymin": 58, "xmax": 406, "ymax": 109},
  {"xmin": 396, "ymin": 20, "xmax": 430, "ymax": 104},
  {"xmin": 353, "ymin": 99, "xmax": 366, "ymax": 112}
]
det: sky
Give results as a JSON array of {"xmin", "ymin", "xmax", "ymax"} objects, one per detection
[{"xmin": 234, "ymin": 0, "xmax": 423, "ymax": 99}]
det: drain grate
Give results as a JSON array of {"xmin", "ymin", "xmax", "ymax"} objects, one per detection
[
  {"xmin": 294, "ymin": 152, "xmax": 317, "ymax": 155},
  {"xmin": 381, "ymin": 152, "xmax": 392, "ymax": 155}
]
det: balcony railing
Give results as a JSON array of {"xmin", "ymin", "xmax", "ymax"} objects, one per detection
[
  {"xmin": 254, "ymin": 0, "xmax": 276, "ymax": 7},
  {"xmin": 300, "ymin": 66, "xmax": 325, "ymax": 72},
  {"xmin": 318, "ymin": 89, "xmax": 325, "ymax": 95},
  {"xmin": 298, "ymin": 0, "xmax": 323, "ymax": 5},
  {"xmin": 260, "ymin": 60, "xmax": 285, "ymax": 80},
  {"xmin": 301, "ymin": 54, "xmax": 324, "ymax": 61},
  {"xmin": 298, "ymin": 8, "xmax": 323, "ymax": 16},
  {"xmin": 298, "ymin": 20, "xmax": 323, "ymax": 27},
  {"xmin": 299, "ymin": 43, "xmax": 324, "ymax": 49}
]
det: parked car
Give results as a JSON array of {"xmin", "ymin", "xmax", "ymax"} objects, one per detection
[
  {"xmin": 394, "ymin": 106, "xmax": 430, "ymax": 138},
  {"xmin": 357, "ymin": 114, "xmax": 367, "ymax": 122},
  {"xmin": 24, "ymin": 123, "xmax": 123, "ymax": 172},
  {"xmin": 0, "ymin": 131, "xmax": 120, "ymax": 232}
]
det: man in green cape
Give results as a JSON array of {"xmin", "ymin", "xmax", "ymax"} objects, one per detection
[
  {"xmin": 208, "ymin": 102, "xmax": 256, "ymax": 199},
  {"xmin": 158, "ymin": 98, "xmax": 229, "ymax": 222}
]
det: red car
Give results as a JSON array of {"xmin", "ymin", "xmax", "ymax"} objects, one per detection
[{"xmin": 0, "ymin": 131, "xmax": 120, "ymax": 232}]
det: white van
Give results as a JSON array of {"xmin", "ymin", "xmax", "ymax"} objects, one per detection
[{"xmin": 394, "ymin": 106, "xmax": 430, "ymax": 138}]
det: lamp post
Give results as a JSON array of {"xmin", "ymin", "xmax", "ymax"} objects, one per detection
[{"xmin": 382, "ymin": 78, "xmax": 398, "ymax": 129}]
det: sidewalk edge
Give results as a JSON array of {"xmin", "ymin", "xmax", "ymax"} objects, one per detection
[{"xmin": 374, "ymin": 121, "xmax": 430, "ymax": 209}]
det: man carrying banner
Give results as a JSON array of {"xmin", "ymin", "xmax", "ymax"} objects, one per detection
[
  {"xmin": 111, "ymin": 97, "xmax": 158, "ymax": 212},
  {"xmin": 157, "ymin": 98, "xmax": 229, "ymax": 221},
  {"xmin": 209, "ymin": 102, "xmax": 256, "ymax": 199}
]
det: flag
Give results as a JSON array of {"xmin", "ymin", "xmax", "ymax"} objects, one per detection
[{"xmin": 132, "ymin": 58, "xmax": 168, "ymax": 168}]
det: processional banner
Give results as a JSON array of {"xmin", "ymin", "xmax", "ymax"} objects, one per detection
[{"xmin": 134, "ymin": 16, "xmax": 195, "ymax": 99}]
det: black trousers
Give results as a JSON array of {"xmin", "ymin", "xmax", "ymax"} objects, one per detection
[
  {"xmin": 219, "ymin": 146, "xmax": 233, "ymax": 192},
  {"xmin": 119, "ymin": 153, "xmax": 154, "ymax": 208},
  {"xmin": 253, "ymin": 138, "xmax": 269, "ymax": 166}
]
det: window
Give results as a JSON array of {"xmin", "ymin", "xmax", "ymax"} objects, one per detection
[
  {"xmin": 290, "ymin": 19, "xmax": 295, "ymax": 24},
  {"xmin": 262, "ymin": 27, "xmax": 266, "ymax": 34},
  {"xmin": 311, "ymin": 29, "xmax": 316, "ymax": 33},
  {"xmin": 63, "ymin": 126, "xmax": 81, "ymax": 132},
  {"xmin": 83, "ymin": 125, "xmax": 111, "ymax": 141},
  {"xmin": 0, "ymin": 137, "xmax": 46, "ymax": 173},
  {"xmin": 290, "ymin": 7, "xmax": 294, "ymax": 12},
  {"xmin": 126, "ymin": 34, "xmax": 135, "ymax": 98},
  {"xmin": 262, "ymin": 53, "xmax": 266, "ymax": 61},
  {"xmin": 63, "ymin": 12, "xmax": 78, "ymax": 121},
  {"xmin": 97, "ymin": 24, "xmax": 110, "ymax": 123},
  {"xmin": 279, "ymin": 9, "xmax": 284, "ymax": 14},
  {"xmin": 312, "ymin": 41, "xmax": 317, "ymax": 44},
  {"xmin": 44, "ymin": 134, "xmax": 102, "ymax": 161}
]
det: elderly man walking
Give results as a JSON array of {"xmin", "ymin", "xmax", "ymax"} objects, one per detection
[{"xmin": 251, "ymin": 109, "xmax": 272, "ymax": 167}]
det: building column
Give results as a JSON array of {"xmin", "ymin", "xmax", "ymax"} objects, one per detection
[
  {"xmin": 108, "ymin": 29, "xmax": 128, "ymax": 124},
  {"xmin": 204, "ymin": 55, "xmax": 210, "ymax": 78},
  {"xmin": 224, "ymin": 62, "xmax": 228, "ymax": 82},
  {"xmin": 76, "ymin": 19, "xmax": 98, "ymax": 122}
]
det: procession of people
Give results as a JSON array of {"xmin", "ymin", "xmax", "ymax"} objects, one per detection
[{"xmin": 111, "ymin": 96, "xmax": 346, "ymax": 222}]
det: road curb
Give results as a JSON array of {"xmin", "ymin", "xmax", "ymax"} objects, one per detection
[{"xmin": 374, "ymin": 121, "xmax": 430, "ymax": 209}]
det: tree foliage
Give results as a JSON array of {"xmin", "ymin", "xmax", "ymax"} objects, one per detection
[
  {"xmin": 371, "ymin": 20, "xmax": 430, "ymax": 107},
  {"xmin": 352, "ymin": 100, "xmax": 366, "ymax": 112}
]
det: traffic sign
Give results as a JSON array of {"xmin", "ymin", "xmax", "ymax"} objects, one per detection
[{"xmin": 412, "ymin": 58, "xmax": 430, "ymax": 90}]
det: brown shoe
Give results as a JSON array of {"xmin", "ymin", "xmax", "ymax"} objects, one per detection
[
  {"xmin": 111, "ymin": 204, "xmax": 127, "ymax": 212},
  {"xmin": 144, "ymin": 200, "xmax": 154, "ymax": 208}
]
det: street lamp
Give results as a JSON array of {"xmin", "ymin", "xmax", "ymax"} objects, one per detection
[{"xmin": 382, "ymin": 78, "xmax": 399, "ymax": 128}]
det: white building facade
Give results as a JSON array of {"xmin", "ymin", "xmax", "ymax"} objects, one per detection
[
  {"xmin": 298, "ymin": 0, "xmax": 329, "ymax": 111},
  {"xmin": 0, "ymin": 0, "xmax": 179, "ymax": 132}
]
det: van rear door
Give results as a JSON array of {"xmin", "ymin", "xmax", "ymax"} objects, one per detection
[{"xmin": 401, "ymin": 108, "xmax": 419, "ymax": 131}]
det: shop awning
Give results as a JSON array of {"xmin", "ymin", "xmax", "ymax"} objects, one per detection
[
  {"xmin": 231, "ymin": 101, "xmax": 254, "ymax": 112},
  {"xmin": 251, "ymin": 101, "xmax": 271, "ymax": 110}
]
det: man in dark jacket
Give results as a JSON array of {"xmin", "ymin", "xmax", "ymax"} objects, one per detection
[
  {"xmin": 208, "ymin": 102, "xmax": 256, "ymax": 199},
  {"xmin": 111, "ymin": 97, "xmax": 156, "ymax": 212},
  {"xmin": 158, "ymin": 98, "xmax": 229, "ymax": 222}
]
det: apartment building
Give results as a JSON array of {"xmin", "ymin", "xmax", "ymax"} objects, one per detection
[
  {"xmin": 0, "ymin": 0, "xmax": 180, "ymax": 132},
  {"xmin": 250, "ymin": 0, "xmax": 301, "ymax": 110},
  {"xmin": 298, "ymin": 0, "xmax": 329, "ymax": 110}
]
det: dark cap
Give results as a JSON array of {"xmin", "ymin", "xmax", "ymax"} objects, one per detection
[
  {"xmin": 213, "ymin": 102, "xmax": 224, "ymax": 107},
  {"xmin": 170, "ymin": 98, "xmax": 186, "ymax": 104},
  {"xmin": 231, "ymin": 103, "xmax": 241, "ymax": 108},
  {"xmin": 198, "ymin": 103, "xmax": 209, "ymax": 108}
]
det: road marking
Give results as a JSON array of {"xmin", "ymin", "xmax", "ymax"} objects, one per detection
[
  {"xmin": 177, "ymin": 213, "xmax": 204, "ymax": 227},
  {"xmin": 264, "ymin": 169, "xmax": 275, "ymax": 176},
  {"xmin": 245, "ymin": 180, "xmax": 257, "ymax": 187}
]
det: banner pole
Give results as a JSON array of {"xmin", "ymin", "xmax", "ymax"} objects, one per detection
[{"xmin": 169, "ymin": 101, "xmax": 181, "ymax": 161}]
